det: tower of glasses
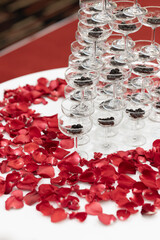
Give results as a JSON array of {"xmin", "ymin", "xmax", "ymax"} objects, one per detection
[{"xmin": 58, "ymin": 0, "xmax": 160, "ymax": 154}]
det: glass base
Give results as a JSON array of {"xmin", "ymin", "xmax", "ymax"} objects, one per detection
[
  {"xmin": 103, "ymin": 84, "xmax": 123, "ymax": 97},
  {"xmin": 123, "ymin": 118, "xmax": 145, "ymax": 130},
  {"xmin": 101, "ymin": 142, "xmax": 118, "ymax": 155},
  {"xmin": 141, "ymin": 44, "xmax": 160, "ymax": 58},
  {"xmin": 82, "ymin": 58, "xmax": 103, "ymax": 71},
  {"xmin": 77, "ymin": 150, "xmax": 88, "ymax": 159},
  {"xmin": 70, "ymin": 103, "xmax": 93, "ymax": 118},
  {"xmin": 149, "ymin": 111, "xmax": 160, "ymax": 122},
  {"xmin": 131, "ymin": 77, "xmax": 143, "ymax": 89},
  {"xmin": 83, "ymin": 45, "xmax": 104, "ymax": 57},
  {"xmin": 78, "ymin": 134, "xmax": 90, "ymax": 146},
  {"xmin": 112, "ymin": 38, "xmax": 135, "ymax": 50},
  {"xmin": 92, "ymin": 12, "xmax": 112, "ymax": 24},
  {"xmin": 125, "ymin": 134, "xmax": 146, "ymax": 147},
  {"xmin": 124, "ymin": 4, "xmax": 147, "ymax": 17},
  {"xmin": 131, "ymin": 92, "xmax": 151, "ymax": 104},
  {"xmin": 114, "ymin": 51, "xmax": 137, "ymax": 64},
  {"xmin": 94, "ymin": 1, "xmax": 117, "ymax": 11},
  {"xmin": 103, "ymin": 98, "xmax": 126, "ymax": 111}
]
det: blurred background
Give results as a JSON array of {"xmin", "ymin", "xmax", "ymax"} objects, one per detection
[
  {"xmin": 0, "ymin": 0, "xmax": 79, "ymax": 50},
  {"xmin": 0, "ymin": 0, "xmax": 160, "ymax": 83}
]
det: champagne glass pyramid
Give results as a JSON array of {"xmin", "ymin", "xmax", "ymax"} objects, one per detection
[{"xmin": 124, "ymin": 0, "xmax": 147, "ymax": 17}]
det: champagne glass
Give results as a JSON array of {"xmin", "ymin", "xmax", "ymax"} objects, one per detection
[
  {"xmin": 130, "ymin": 40, "xmax": 159, "ymax": 89},
  {"xmin": 78, "ymin": 20, "xmax": 112, "ymax": 70},
  {"xmin": 149, "ymin": 77, "xmax": 160, "ymax": 122},
  {"xmin": 93, "ymin": 106, "xmax": 123, "ymax": 154},
  {"xmin": 65, "ymin": 68, "xmax": 99, "ymax": 89},
  {"xmin": 100, "ymin": 64, "xmax": 131, "ymax": 110},
  {"xmin": 124, "ymin": 0, "xmax": 147, "ymax": 17},
  {"xmin": 61, "ymin": 98, "xmax": 94, "ymax": 118},
  {"xmin": 104, "ymin": 33, "xmax": 135, "ymax": 55},
  {"xmin": 92, "ymin": 0, "xmax": 116, "ymax": 24},
  {"xmin": 64, "ymin": 85, "xmax": 97, "ymax": 102},
  {"xmin": 68, "ymin": 54, "xmax": 86, "ymax": 71},
  {"xmin": 110, "ymin": 16, "xmax": 142, "ymax": 63},
  {"xmin": 125, "ymin": 100, "xmax": 151, "ymax": 146},
  {"xmin": 110, "ymin": 1, "xmax": 136, "ymax": 50},
  {"xmin": 139, "ymin": 6, "xmax": 160, "ymax": 58},
  {"xmin": 131, "ymin": 59, "xmax": 159, "ymax": 103},
  {"xmin": 79, "ymin": 0, "xmax": 116, "ymax": 14},
  {"xmin": 58, "ymin": 115, "xmax": 92, "ymax": 158}
]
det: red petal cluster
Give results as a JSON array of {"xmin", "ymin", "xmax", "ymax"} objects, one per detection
[{"xmin": 1, "ymin": 78, "xmax": 160, "ymax": 226}]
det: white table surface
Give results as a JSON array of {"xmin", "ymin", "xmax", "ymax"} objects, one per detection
[{"xmin": 0, "ymin": 67, "xmax": 159, "ymax": 240}]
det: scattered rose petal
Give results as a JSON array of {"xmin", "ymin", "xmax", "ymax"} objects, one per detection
[
  {"xmin": 24, "ymin": 142, "xmax": 39, "ymax": 153},
  {"xmin": 117, "ymin": 209, "xmax": 130, "ymax": 221},
  {"xmin": 141, "ymin": 203, "xmax": 156, "ymax": 215},
  {"xmin": 98, "ymin": 213, "xmax": 116, "ymax": 225},
  {"xmin": 51, "ymin": 208, "xmax": 68, "ymax": 223},
  {"xmin": 36, "ymin": 201, "xmax": 54, "ymax": 216},
  {"xmin": 24, "ymin": 190, "xmax": 41, "ymax": 205},
  {"xmin": 37, "ymin": 166, "xmax": 55, "ymax": 178},
  {"xmin": 85, "ymin": 202, "xmax": 102, "ymax": 215},
  {"xmin": 60, "ymin": 139, "xmax": 74, "ymax": 149},
  {"xmin": 69, "ymin": 212, "xmax": 87, "ymax": 222}
]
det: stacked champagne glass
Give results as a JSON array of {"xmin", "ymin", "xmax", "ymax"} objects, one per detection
[
  {"xmin": 59, "ymin": 0, "xmax": 115, "ymax": 157},
  {"xmin": 58, "ymin": 0, "xmax": 160, "ymax": 156}
]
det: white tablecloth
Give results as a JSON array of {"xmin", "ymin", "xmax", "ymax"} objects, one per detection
[{"xmin": 0, "ymin": 68, "xmax": 159, "ymax": 240}]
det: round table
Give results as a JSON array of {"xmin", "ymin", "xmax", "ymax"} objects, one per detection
[{"xmin": 0, "ymin": 68, "xmax": 159, "ymax": 240}]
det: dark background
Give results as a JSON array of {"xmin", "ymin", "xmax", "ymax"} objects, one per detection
[{"xmin": 0, "ymin": 0, "xmax": 79, "ymax": 50}]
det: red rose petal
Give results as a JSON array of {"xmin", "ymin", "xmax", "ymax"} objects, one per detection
[
  {"xmin": 51, "ymin": 208, "xmax": 68, "ymax": 223},
  {"xmin": 7, "ymin": 157, "xmax": 24, "ymax": 170},
  {"xmin": 37, "ymin": 166, "xmax": 55, "ymax": 178},
  {"xmin": 61, "ymin": 151, "xmax": 81, "ymax": 165},
  {"xmin": 24, "ymin": 190, "xmax": 41, "ymax": 205},
  {"xmin": 32, "ymin": 148, "xmax": 47, "ymax": 163},
  {"xmin": 60, "ymin": 139, "xmax": 74, "ymax": 149},
  {"xmin": 110, "ymin": 154, "xmax": 123, "ymax": 166},
  {"xmin": 69, "ymin": 212, "xmax": 87, "ymax": 222},
  {"xmin": 5, "ymin": 196, "xmax": 24, "ymax": 210},
  {"xmin": 98, "ymin": 213, "xmax": 116, "ymax": 225},
  {"xmin": 53, "ymin": 148, "xmax": 70, "ymax": 160},
  {"xmin": 154, "ymin": 198, "xmax": 160, "ymax": 209},
  {"xmin": 118, "ymin": 161, "xmax": 136, "ymax": 174},
  {"xmin": 116, "ymin": 209, "xmax": 130, "ymax": 221},
  {"xmin": 141, "ymin": 203, "xmax": 156, "ymax": 215},
  {"xmin": 0, "ymin": 178, "xmax": 6, "ymax": 196},
  {"xmin": 130, "ymin": 193, "xmax": 144, "ymax": 206},
  {"xmin": 24, "ymin": 142, "xmax": 39, "ymax": 153},
  {"xmin": 153, "ymin": 139, "xmax": 160, "ymax": 151},
  {"xmin": 13, "ymin": 134, "xmax": 30, "ymax": 144},
  {"xmin": 9, "ymin": 119, "xmax": 25, "ymax": 130},
  {"xmin": 85, "ymin": 202, "xmax": 102, "ymax": 215},
  {"xmin": 29, "ymin": 126, "xmax": 41, "ymax": 138},
  {"xmin": 143, "ymin": 189, "xmax": 159, "ymax": 201},
  {"xmin": 118, "ymin": 174, "xmax": 136, "ymax": 189},
  {"xmin": 11, "ymin": 190, "xmax": 23, "ymax": 200},
  {"xmin": 36, "ymin": 201, "xmax": 54, "ymax": 216}
]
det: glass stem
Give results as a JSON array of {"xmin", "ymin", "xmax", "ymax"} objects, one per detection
[
  {"xmin": 102, "ymin": 0, "xmax": 106, "ymax": 12},
  {"xmin": 141, "ymin": 77, "xmax": 145, "ymax": 95},
  {"xmin": 151, "ymin": 28, "xmax": 156, "ymax": 45},
  {"xmin": 105, "ymin": 0, "xmax": 109, "ymax": 9},
  {"xmin": 124, "ymin": 34, "xmax": 129, "ymax": 58},
  {"xmin": 113, "ymin": 83, "xmax": 117, "ymax": 99},
  {"xmin": 74, "ymin": 136, "xmax": 78, "ymax": 152},
  {"xmin": 91, "ymin": 41, "xmax": 97, "ymax": 65},
  {"xmin": 80, "ymin": 88, "xmax": 85, "ymax": 109},
  {"xmin": 104, "ymin": 127, "xmax": 110, "ymax": 145},
  {"xmin": 134, "ymin": 0, "xmax": 138, "ymax": 6}
]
